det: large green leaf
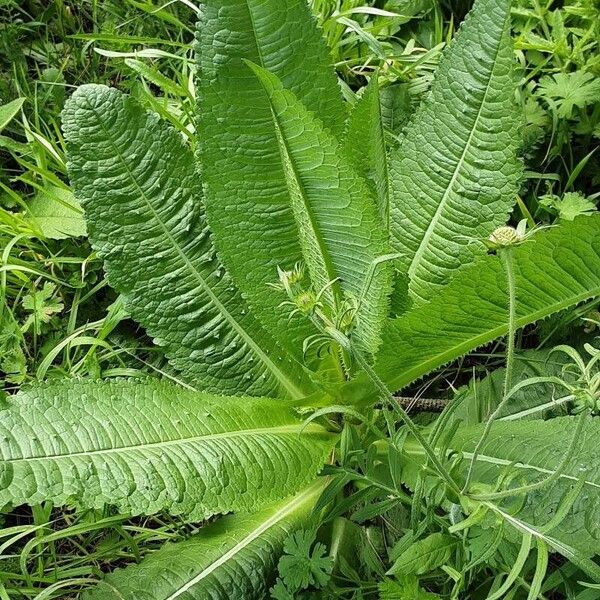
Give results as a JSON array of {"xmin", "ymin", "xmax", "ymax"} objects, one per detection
[
  {"xmin": 448, "ymin": 416, "xmax": 600, "ymax": 558},
  {"xmin": 0, "ymin": 380, "xmax": 334, "ymax": 519},
  {"xmin": 389, "ymin": 0, "xmax": 521, "ymax": 303},
  {"xmin": 453, "ymin": 349, "xmax": 571, "ymax": 425},
  {"xmin": 83, "ymin": 482, "xmax": 323, "ymax": 600},
  {"xmin": 250, "ymin": 65, "xmax": 393, "ymax": 355},
  {"xmin": 62, "ymin": 84, "xmax": 312, "ymax": 399},
  {"xmin": 196, "ymin": 0, "xmax": 345, "ymax": 361},
  {"xmin": 345, "ymin": 216, "xmax": 600, "ymax": 399},
  {"xmin": 342, "ymin": 76, "xmax": 391, "ymax": 229}
]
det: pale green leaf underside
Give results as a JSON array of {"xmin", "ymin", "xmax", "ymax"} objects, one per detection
[
  {"xmin": 197, "ymin": 0, "xmax": 345, "ymax": 363},
  {"xmin": 62, "ymin": 84, "xmax": 312, "ymax": 399},
  {"xmin": 365, "ymin": 216, "xmax": 600, "ymax": 396},
  {"xmin": 450, "ymin": 416, "xmax": 600, "ymax": 557},
  {"xmin": 0, "ymin": 380, "xmax": 333, "ymax": 520},
  {"xmin": 390, "ymin": 0, "xmax": 520, "ymax": 303},
  {"xmin": 28, "ymin": 184, "xmax": 87, "ymax": 240},
  {"xmin": 83, "ymin": 483, "xmax": 323, "ymax": 600},
  {"xmin": 251, "ymin": 65, "xmax": 393, "ymax": 355}
]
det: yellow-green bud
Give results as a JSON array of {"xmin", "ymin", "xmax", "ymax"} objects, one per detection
[
  {"xmin": 295, "ymin": 291, "xmax": 316, "ymax": 314},
  {"xmin": 488, "ymin": 226, "xmax": 521, "ymax": 247}
]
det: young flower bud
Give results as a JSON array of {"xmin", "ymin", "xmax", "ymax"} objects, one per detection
[
  {"xmin": 574, "ymin": 388, "xmax": 600, "ymax": 414},
  {"xmin": 488, "ymin": 225, "xmax": 521, "ymax": 248},
  {"xmin": 275, "ymin": 263, "xmax": 305, "ymax": 297},
  {"xmin": 294, "ymin": 291, "xmax": 317, "ymax": 314}
]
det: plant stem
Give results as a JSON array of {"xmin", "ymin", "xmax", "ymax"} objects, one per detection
[
  {"xmin": 349, "ymin": 342, "xmax": 461, "ymax": 496},
  {"xmin": 307, "ymin": 306, "xmax": 460, "ymax": 493},
  {"xmin": 463, "ymin": 247, "xmax": 516, "ymax": 493},
  {"xmin": 502, "ymin": 249, "xmax": 517, "ymax": 401}
]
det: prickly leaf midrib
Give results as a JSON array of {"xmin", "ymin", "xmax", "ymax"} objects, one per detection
[
  {"xmin": 82, "ymin": 482, "xmax": 325, "ymax": 600},
  {"xmin": 250, "ymin": 64, "xmax": 394, "ymax": 355},
  {"xmin": 9, "ymin": 424, "xmax": 318, "ymax": 463},
  {"xmin": 88, "ymin": 97, "xmax": 298, "ymax": 396},
  {"xmin": 408, "ymin": 34, "xmax": 501, "ymax": 280},
  {"xmin": 341, "ymin": 216, "xmax": 600, "ymax": 399},
  {"xmin": 268, "ymin": 89, "xmax": 342, "ymax": 308},
  {"xmin": 165, "ymin": 483, "xmax": 322, "ymax": 599},
  {"xmin": 63, "ymin": 84, "xmax": 311, "ymax": 398},
  {"xmin": 0, "ymin": 379, "xmax": 334, "ymax": 520},
  {"xmin": 395, "ymin": 282, "xmax": 600, "ymax": 388},
  {"xmin": 197, "ymin": 0, "xmax": 346, "ymax": 364},
  {"xmin": 390, "ymin": 0, "xmax": 520, "ymax": 303}
]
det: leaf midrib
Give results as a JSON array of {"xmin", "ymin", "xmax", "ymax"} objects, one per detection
[
  {"xmin": 82, "ymin": 94, "xmax": 304, "ymax": 399},
  {"xmin": 462, "ymin": 451, "xmax": 600, "ymax": 490},
  {"xmin": 481, "ymin": 503, "xmax": 581, "ymax": 565},
  {"xmin": 407, "ymin": 11, "xmax": 509, "ymax": 295},
  {"xmin": 5, "ymin": 423, "xmax": 328, "ymax": 463},
  {"xmin": 242, "ymin": 7, "xmax": 342, "ymax": 306},
  {"xmin": 270, "ymin": 107, "xmax": 341, "ymax": 306},
  {"xmin": 165, "ymin": 481, "xmax": 322, "ymax": 599},
  {"xmin": 380, "ymin": 110, "xmax": 392, "ymax": 232}
]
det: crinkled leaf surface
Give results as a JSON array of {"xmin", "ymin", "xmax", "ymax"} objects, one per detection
[
  {"xmin": 62, "ymin": 84, "xmax": 312, "ymax": 398},
  {"xmin": 83, "ymin": 483, "xmax": 323, "ymax": 600},
  {"xmin": 343, "ymin": 216, "xmax": 600, "ymax": 400},
  {"xmin": 0, "ymin": 380, "xmax": 334, "ymax": 520},
  {"xmin": 342, "ymin": 76, "xmax": 391, "ymax": 228},
  {"xmin": 250, "ymin": 65, "xmax": 393, "ymax": 355},
  {"xmin": 377, "ymin": 216, "xmax": 600, "ymax": 393},
  {"xmin": 389, "ymin": 0, "xmax": 521, "ymax": 303},
  {"xmin": 196, "ymin": 0, "xmax": 345, "ymax": 362},
  {"xmin": 379, "ymin": 83, "xmax": 412, "ymax": 137}
]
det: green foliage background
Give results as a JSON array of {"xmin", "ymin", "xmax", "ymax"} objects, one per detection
[{"xmin": 0, "ymin": 0, "xmax": 599, "ymax": 598}]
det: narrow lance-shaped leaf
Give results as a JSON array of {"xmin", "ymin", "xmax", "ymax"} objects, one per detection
[
  {"xmin": 0, "ymin": 97, "xmax": 25, "ymax": 132},
  {"xmin": 249, "ymin": 64, "xmax": 393, "ymax": 356},
  {"xmin": 0, "ymin": 380, "xmax": 334, "ymax": 520},
  {"xmin": 342, "ymin": 216, "xmax": 600, "ymax": 400},
  {"xmin": 83, "ymin": 482, "xmax": 325, "ymax": 600},
  {"xmin": 342, "ymin": 76, "xmax": 391, "ymax": 228},
  {"xmin": 389, "ymin": 0, "xmax": 521, "ymax": 303},
  {"xmin": 196, "ymin": 0, "xmax": 346, "ymax": 363},
  {"xmin": 63, "ymin": 84, "xmax": 312, "ymax": 399}
]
